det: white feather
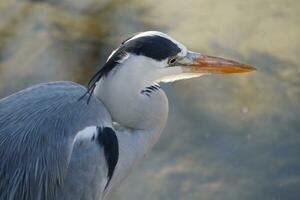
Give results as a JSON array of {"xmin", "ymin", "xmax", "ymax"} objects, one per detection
[{"xmin": 160, "ymin": 73, "xmax": 204, "ymax": 83}]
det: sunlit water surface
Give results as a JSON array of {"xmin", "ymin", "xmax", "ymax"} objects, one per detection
[{"xmin": 0, "ymin": 0, "xmax": 299, "ymax": 199}]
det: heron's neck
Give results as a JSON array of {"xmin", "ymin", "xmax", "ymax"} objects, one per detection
[
  {"xmin": 94, "ymin": 73, "xmax": 169, "ymax": 144},
  {"xmin": 94, "ymin": 68, "xmax": 168, "ymax": 130},
  {"xmin": 94, "ymin": 73, "xmax": 169, "ymax": 192}
]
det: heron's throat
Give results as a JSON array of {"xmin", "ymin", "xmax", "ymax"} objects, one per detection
[{"xmin": 93, "ymin": 76, "xmax": 169, "ymax": 131}]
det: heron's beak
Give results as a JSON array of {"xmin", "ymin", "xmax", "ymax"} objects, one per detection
[{"xmin": 180, "ymin": 51, "xmax": 256, "ymax": 74}]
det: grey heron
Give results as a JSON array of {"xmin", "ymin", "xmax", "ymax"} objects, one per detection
[{"xmin": 0, "ymin": 31, "xmax": 255, "ymax": 200}]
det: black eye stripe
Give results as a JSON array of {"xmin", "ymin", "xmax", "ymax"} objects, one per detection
[{"xmin": 123, "ymin": 35, "xmax": 181, "ymax": 61}]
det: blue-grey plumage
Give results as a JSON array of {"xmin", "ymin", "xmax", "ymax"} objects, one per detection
[{"xmin": 0, "ymin": 81, "xmax": 113, "ymax": 199}]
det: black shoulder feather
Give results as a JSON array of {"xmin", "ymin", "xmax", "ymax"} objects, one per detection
[{"xmin": 97, "ymin": 127, "xmax": 119, "ymax": 189}]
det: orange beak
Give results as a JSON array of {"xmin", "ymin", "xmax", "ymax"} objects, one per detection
[{"xmin": 181, "ymin": 52, "xmax": 256, "ymax": 74}]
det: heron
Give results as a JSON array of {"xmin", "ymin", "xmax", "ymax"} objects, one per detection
[{"xmin": 0, "ymin": 31, "xmax": 255, "ymax": 200}]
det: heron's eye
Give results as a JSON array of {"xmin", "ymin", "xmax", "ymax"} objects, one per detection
[{"xmin": 168, "ymin": 57, "xmax": 177, "ymax": 65}]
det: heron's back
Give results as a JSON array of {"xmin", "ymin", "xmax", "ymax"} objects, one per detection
[{"xmin": 0, "ymin": 81, "xmax": 112, "ymax": 200}]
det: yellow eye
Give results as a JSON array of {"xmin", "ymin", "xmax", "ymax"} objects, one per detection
[{"xmin": 168, "ymin": 57, "xmax": 177, "ymax": 65}]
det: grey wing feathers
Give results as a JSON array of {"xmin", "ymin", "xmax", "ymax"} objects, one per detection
[
  {"xmin": 56, "ymin": 127, "xmax": 108, "ymax": 200},
  {"xmin": 0, "ymin": 81, "xmax": 112, "ymax": 200}
]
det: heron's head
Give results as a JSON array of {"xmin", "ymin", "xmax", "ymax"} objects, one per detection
[
  {"xmin": 86, "ymin": 31, "xmax": 255, "ymax": 128},
  {"xmin": 87, "ymin": 31, "xmax": 255, "ymax": 97}
]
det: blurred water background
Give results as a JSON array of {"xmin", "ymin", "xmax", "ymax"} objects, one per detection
[{"xmin": 0, "ymin": 0, "xmax": 299, "ymax": 199}]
